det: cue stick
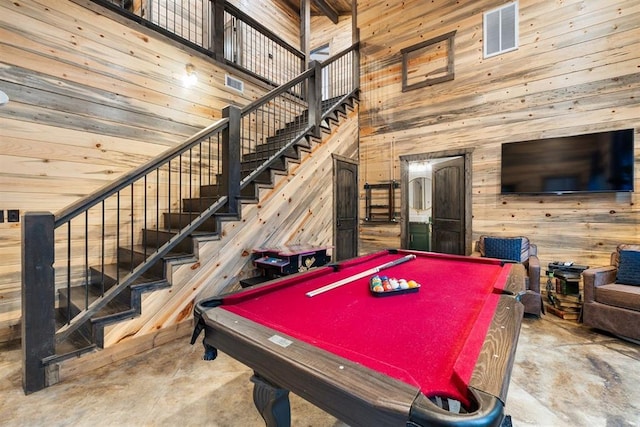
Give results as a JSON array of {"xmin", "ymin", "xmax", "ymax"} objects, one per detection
[{"xmin": 305, "ymin": 254, "xmax": 416, "ymax": 297}]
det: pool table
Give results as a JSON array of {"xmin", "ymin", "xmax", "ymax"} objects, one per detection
[{"xmin": 191, "ymin": 249, "xmax": 525, "ymax": 427}]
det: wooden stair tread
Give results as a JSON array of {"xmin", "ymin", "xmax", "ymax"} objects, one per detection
[
  {"xmin": 59, "ymin": 285, "xmax": 132, "ymax": 317},
  {"xmin": 45, "ymin": 92, "xmax": 358, "ymax": 361},
  {"xmin": 121, "ymin": 244, "xmax": 193, "ymax": 260}
]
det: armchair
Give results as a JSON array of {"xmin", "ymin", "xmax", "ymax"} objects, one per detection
[
  {"xmin": 472, "ymin": 235, "xmax": 542, "ymax": 317},
  {"xmin": 583, "ymin": 244, "xmax": 640, "ymax": 342}
]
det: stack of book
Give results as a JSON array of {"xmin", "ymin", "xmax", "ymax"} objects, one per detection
[
  {"xmin": 543, "ymin": 269, "xmax": 584, "ymax": 320},
  {"xmin": 544, "ymin": 292, "xmax": 582, "ymax": 320}
]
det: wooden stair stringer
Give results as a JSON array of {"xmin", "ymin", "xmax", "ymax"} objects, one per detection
[
  {"xmin": 98, "ymin": 176, "xmax": 298, "ymax": 346},
  {"xmin": 142, "ymin": 102, "xmax": 360, "ymax": 332},
  {"xmin": 99, "ymin": 156, "xmax": 308, "ymax": 347},
  {"xmin": 98, "ymin": 101, "xmax": 359, "ymax": 348}
]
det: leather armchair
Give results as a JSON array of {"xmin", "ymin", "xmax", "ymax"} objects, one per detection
[
  {"xmin": 583, "ymin": 244, "xmax": 640, "ymax": 342},
  {"xmin": 472, "ymin": 235, "xmax": 542, "ymax": 317}
]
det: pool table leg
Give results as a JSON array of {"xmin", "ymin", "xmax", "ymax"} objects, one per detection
[
  {"xmin": 250, "ymin": 373, "xmax": 291, "ymax": 427},
  {"xmin": 202, "ymin": 341, "xmax": 218, "ymax": 360}
]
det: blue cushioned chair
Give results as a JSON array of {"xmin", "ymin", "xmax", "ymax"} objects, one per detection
[{"xmin": 472, "ymin": 235, "xmax": 542, "ymax": 317}]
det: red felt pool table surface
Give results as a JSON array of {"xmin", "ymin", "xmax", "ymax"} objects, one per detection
[{"xmin": 194, "ymin": 249, "xmax": 525, "ymax": 427}]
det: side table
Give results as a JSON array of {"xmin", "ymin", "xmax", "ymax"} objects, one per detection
[{"xmin": 544, "ymin": 262, "xmax": 589, "ymax": 320}]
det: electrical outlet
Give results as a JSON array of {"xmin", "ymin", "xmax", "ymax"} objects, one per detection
[
  {"xmin": 0, "ymin": 210, "xmax": 4, "ymax": 223},
  {"xmin": 7, "ymin": 209, "xmax": 19, "ymax": 223}
]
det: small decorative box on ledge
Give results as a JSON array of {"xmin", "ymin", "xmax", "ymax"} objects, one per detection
[{"xmin": 240, "ymin": 245, "xmax": 331, "ymax": 288}]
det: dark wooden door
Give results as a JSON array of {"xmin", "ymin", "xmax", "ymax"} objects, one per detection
[
  {"xmin": 431, "ymin": 157, "xmax": 465, "ymax": 255},
  {"xmin": 334, "ymin": 158, "xmax": 358, "ymax": 261}
]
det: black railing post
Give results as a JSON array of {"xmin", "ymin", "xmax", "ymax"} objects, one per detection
[
  {"xmin": 308, "ymin": 60, "xmax": 322, "ymax": 138},
  {"xmin": 222, "ymin": 105, "xmax": 241, "ymax": 214},
  {"xmin": 353, "ymin": 32, "xmax": 361, "ymax": 90},
  {"xmin": 22, "ymin": 212, "xmax": 56, "ymax": 394},
  {"xmin": 211, "ymin": 0, "xmax": 225, "ymax": 61}
]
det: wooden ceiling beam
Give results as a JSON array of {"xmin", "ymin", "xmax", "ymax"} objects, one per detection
[{"xmin": 312, "ymin": 0, "xmax": 339, "ymax": 24}]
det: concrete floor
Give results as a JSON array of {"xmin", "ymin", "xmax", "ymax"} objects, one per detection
[{"xmin": 1, "ymin": 315, "xmax": 639, "ymax": 427}]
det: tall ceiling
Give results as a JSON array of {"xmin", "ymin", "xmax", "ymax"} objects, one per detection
[{"xmin": 279, "ymin": 0, "xmax": 352, "ymax": 23}]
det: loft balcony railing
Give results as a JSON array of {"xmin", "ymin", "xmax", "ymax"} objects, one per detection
[
  {"xmin": 22, "ymin": 43, "xmax": 359, "ymax": 394},
  {"xmin": 97, "ymin": 0, "xmax": 305, "ymax": 87}
]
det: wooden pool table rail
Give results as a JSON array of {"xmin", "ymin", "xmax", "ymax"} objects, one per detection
[{"xmin": 191, "ymin": 260, "xmax": 526, "ymax": 427}]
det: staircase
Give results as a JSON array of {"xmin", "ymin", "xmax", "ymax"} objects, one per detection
[
  {"xmin": 22, "ymin": 45, "xmax": 359, "ymax": 394},
  {"xmin": 53, "ymin": 95, "xmax": 358, "ymax": 356}
]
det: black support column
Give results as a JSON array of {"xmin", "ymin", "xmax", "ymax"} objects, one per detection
[
  {"xmin": 222, "ymin": 105, "xmax": 242, "ymax": 214},
  {"xmin": 22, "ymin": 212, "xmax": 56, "ymax": 394}
]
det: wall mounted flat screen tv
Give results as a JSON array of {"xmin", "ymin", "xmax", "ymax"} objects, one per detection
[{"xmin": 501, "ymin": 129, "xmax": 635, "ymax": 195}]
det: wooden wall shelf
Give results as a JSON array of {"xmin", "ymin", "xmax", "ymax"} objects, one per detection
[{"xmin": 364, "ymin": 181, "xmax": 400, "ymax": 222}]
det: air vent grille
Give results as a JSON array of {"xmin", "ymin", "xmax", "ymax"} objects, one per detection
[{"xmin": 225, "ymin": 75, "xmax": 244, "ymax": 93}]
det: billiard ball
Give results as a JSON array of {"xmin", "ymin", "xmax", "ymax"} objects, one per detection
[{"xmin": 369, "ymin": 275, "xmax": 382, "ymax": 290}]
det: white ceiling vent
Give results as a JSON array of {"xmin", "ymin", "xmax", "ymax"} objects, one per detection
[
  {"xmin": 225, "ymin": 75, "xmax": 244, "ymax": 93},
  {"xmin": 484, "ymin": 2, "xmax": 518, "ymax": 58}
]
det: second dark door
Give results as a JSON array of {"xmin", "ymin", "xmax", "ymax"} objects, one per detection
[
  {"xmin": 334, "ymin": 157, "xmax": 358, "ymax": 261},
  {"xmin": 431, "ymin": 157, "xmax": 465, "ymax": 255}
]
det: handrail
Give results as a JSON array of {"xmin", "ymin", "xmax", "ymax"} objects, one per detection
[
  {"xmin": 238, "ymin": 44, "xmax": 359, "ymax": 189},
  {"xmin": 50, "ymin": 117, "xmax": 233, "ymax": 345},
  {"xmin": 55, "ymin": 119, "xmax": 229, "ymax": 227},
  {"xmin": 241, "ymin": 43, "xmax": 360, "ymax": 120},
  {"xmin": 318, "ymin": 43, "xmax": 360, "ymax": 122},
  {"xmin": 221, "ymin": 3, "xmax": 305, "ymax": 85},
  {"xmin": 224, "ymin": 3, "xmax": 304, "ymax": 59},
  {"xmin": 241, "ymin": 68, "xmax": 314, "ymax": 116},
  {"xmin": 86, "ymin": 0, "xmax": 306, "ymax": 88},
  {"xmin": 54, "ymin": 195, "xmax": 229, "ymax": 344},
  {"xmin": 320, "ymin": 43, "xmax": 360, "ymax": 68}
]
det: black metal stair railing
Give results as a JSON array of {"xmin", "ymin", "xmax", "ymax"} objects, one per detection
[
  {"xmin": 21, "ymin": 43, "xmax": 359, "ymax": 394},
  {"xmin": 238, "ymin": 43, "xmax": 360, "ymax": 190},
  {"xmin": 95, "ymin": 0, "xmax": 305, "ymax": 88},
  {"xmin": 22, "ymin": 119, "xmax": 232, "ymax": 394},
  {"xmin": 221, "ymin": 2, "xmax": 305, "ymax": 86}
]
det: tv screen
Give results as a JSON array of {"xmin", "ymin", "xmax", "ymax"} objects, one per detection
[{"xmin": 501, "ymin": 129, "xmax": 634, "ymax": 195}]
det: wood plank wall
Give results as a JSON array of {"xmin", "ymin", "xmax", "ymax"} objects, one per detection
[
  {"xmin": 0, "ymin": 0, "xmax": 306, "ymax": 341},
  {"xmin": 311, "ymin": 14, "xmax": 352, "ymax": 54},
  {"xmin": 233, "ymin": 0, "xmax": 300, "ymax": 49},
  {"xmin": 357, "ymin": 0, "xmax": 640, "ymax": 268}
]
